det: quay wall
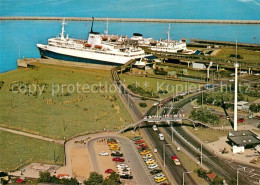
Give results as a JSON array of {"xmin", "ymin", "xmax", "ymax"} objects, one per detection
[{"xmin": 1, "ymin": 17, "xmax": 260, "ymax": 24}]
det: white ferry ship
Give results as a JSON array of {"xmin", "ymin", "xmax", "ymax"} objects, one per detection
[
  {"xmin": 130, "ymin": 24, "xmax": 194, "ymax": 54},
  {"xmin": 37, "ymin": 19, "xmax": 150, "ymax": 66}
]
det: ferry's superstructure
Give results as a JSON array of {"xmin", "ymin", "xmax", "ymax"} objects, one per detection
[
  {"xmin": 130, "ymin": 24, "xmax": 193, "ymax": 54},
  {"xmin": 37, "ymin": 19, "xmax": 150, "ymax": 66}
]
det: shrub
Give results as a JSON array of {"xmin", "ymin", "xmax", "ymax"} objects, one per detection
[{"xmin": 139, "ymin": 102, "xmax": 147, "ymax": 108}]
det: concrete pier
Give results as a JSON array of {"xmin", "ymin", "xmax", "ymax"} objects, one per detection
[{"xmin": 1, "ymin": 16, "xmax": 260, "ymax": 24}]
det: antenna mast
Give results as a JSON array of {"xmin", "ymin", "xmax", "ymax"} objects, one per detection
[{"xmin": 60, "ymin": 19, "xmax": 67, "ymax": 40}]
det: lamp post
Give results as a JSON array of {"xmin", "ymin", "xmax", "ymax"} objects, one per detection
[
  {"xmin": 163, "ymin": 143, "xmax": 171, "ymax": 167},
  {"xmin": 183, "ymin": 171, "xmax": 192, "ymax": 185}
]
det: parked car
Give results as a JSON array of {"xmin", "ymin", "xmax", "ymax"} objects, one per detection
[
  {"xmin": 154, "ymin": 173, "xmax": 165, "ymax": 179},
  {"xmin": 111, "ymin": 152, "xmax": 123, "ymax": 157},
  {"xmin": 150, "ymin": 169, "xmax": 162, "ymax": 175},
  {"xmin": 153, "ymin": 125, "xmax": 158, "ymax": 131},
  {"xmin": 146, "ymin": 161, "xmax": 157, "ymax": 166},
  {"xmin": 105, "ymin": 169, "xmax": 115, "ymax": 173},
  {"xmin": 137, "ymin": 143, "xmax": 148, "ymax": 150},
  {"xmin": 143, "ymin": 154, "xmax": 153, "ymax": 159},
  {"xmin": 238, "ymin": 118, "xmax": 245, "ymax": 123},
  {"xmin": 116, "ymin": 164, "xmax": 128, "ymax": 169},
  {"xmin": 148, "ymin": 164, "xmax": 159, "ymax": 169},
  {"xmin": 99, "ymin": 152, "xmax": 109, "ymax": 156},
  {"xmin": 120, "ymin": 174, "xmax": 133, "ymax": 179},
  {"xmin": 135, "ymin": 139, "xmax": 145, "ymax": 144},
  {"xmin": 112, "ymin": 157, "xmax": 125, "ymax": 162},
  {"xmin": 193, "ymin": 105, "xmax": 201, "ymax": 109},
  {"xmin": 155, "ymin": 177, "xmax": 166, "ymax": 183},
  {"xmin": 140, "ymin": 150, "xmax": 151, "ymax": 155},
  {"xmin": 132, "ymin": 136, "xmax": 142, "ymax": 141}
]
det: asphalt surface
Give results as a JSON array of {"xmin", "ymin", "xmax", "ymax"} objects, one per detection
[
  {"xmin": 87, "ymin": 135, "xmax": 154, "ymax": 185},
  {"xmin": 143, "ymin": 126, "xmax": 197, "ymax": 185}
]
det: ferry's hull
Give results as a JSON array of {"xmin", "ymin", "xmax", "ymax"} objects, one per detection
[
  {"xmin": 37, "ymin": 44, "xmax": 148, "ymax": 66},
  {"xmin": 37, "ymin": 46, "xmax": 121, "ymax": 66}
]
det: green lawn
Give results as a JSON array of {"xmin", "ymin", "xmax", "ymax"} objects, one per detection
[
  {"xmin": 0, "ymin": 130, "xmax": 64, "ymax": 171},
  {"xmin": 186, "ymin": 126, "xmax": 228, "ymax": 143},
  {"xmin": 119, "ymin": 74, "xmax": 202, "ymax": 98},
  {"xmin": 0, "ymin": 64, "xmax": 132, "ymax": 139}
]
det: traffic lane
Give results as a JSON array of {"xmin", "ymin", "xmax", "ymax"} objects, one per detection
[
  {"xmin": 170, "ymin": 126, "xmax": 252, "ymax": 184},
  {"xmin": 87, "ymin": 138, "xmax": 101, "ymax": 172},
  {"xmin": 144, "ymin": 126, "xmax": 197, "ymax": 185}
]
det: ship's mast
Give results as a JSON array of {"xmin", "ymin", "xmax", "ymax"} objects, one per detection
[
  {"xmin": 60, "ymin": 19, "xmax": 67, "ymax": 40},
  {"xmin": 167, "ymin": 24, "xmax": 171, "ymax": 41},
  {"xmin": 104, "ymin": 19, "xmax": 109, "ymax": 35}
]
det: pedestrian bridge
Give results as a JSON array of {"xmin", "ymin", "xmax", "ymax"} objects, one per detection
[{"xmin": 118, "ymin": 117, "xmax": 210, "ymax": 133}]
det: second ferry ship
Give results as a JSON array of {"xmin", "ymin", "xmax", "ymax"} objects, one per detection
[{"xmin": 37, "ymin": 18, "xmax": 150, "ymax": 66}]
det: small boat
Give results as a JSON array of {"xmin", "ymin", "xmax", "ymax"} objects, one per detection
[
  {"xmin": 85, "ymin": 43, "xmax": 92, "ymax": 47},
  {"xmin": 94, "ymin": 45, "xmax": 102, "ymax": 49}
]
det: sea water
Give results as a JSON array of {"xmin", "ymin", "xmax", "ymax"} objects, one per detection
[{"xmin": 0, "ymin": 0, "xmax": 260, "ymax": 73}]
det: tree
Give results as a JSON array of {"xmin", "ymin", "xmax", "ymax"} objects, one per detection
[
  {"xmin": 38, "ymin": 171, "xmax": 52, "ymax": 183},
  {"xmin": 84, "ymin": 172, "xmax": 103, "ymax": 185},
  {"xmin": 250, "ymin": 103, "xmax": 260, "ymax": 113},
  {"xmin": 103, "ymin": 172, "xmax": 121, "ymax": 185}
]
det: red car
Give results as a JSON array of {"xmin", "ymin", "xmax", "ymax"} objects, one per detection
[
  {"xmin": 135, "ymin": 139, "xmax": 144, "ymax": 144},
  {"xmin": 112, "ymin": 157, "xmax": 125, "ymax": 162},
  {"xmin": 238, "ymin": 118, "xmax": 245, "ymax": 123},
  {"xmin": 137, "ymin": 144, "xmax": 148, "ymax": 150},
  {"xmin": 105, "ymin": 169, "xmax": 115, "ymax": 173}
]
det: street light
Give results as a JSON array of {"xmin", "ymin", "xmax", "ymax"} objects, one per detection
[
  {"xmin": 163, "ymin": 143, "xmax": 171, "ymax": 167},
  {"xmin": 183, "ymin": 171, "xmax": 192, "ymax": 185}
]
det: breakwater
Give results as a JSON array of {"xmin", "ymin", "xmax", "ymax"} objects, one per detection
[{"xmin": 1, "ymin": 17, "xmax": 260, "ymax": 24}]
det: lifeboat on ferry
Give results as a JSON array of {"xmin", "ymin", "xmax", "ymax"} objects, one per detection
[
  {"xmin": 110, "ymin": 36, "xmax": 118, "ymax": 42},
  {"xmin": 150, "ymin": 40, "xmax": 158, "ymax": 46},
  {"xmin": 94, "ymin": 45, "xmax": 102, "ymax": 49},
  {"xmin": 85, "ymin": 43, "xmax": 92, "ymax": 47},
  {"xmin": 102, "ymin": 36, "xmax": 108, "ymax": 41}
]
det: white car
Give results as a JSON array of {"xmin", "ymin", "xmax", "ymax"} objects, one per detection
[
  {"xmin": 154, "ymin": 173, "xmax": 165, "ymax": 179},
  {"xmin": 229, "ymin": 79, "xmax": 234, "ymax": 82},
  {"xmin": 193, "ymin": 105, "xmax": 201, "ymax": 109},
  {"xmin": 148, "ymin": 164, "xmax": 159, "ymax": 169},
  {"xmin": 152, "ymin": 125, "xmax": 158, "ymax": 131},
  {"xmin": 116, "ymin": 164, "xmax": 128, "ymax": 169},
  {"xmin": 153, "ymin": 102, "xmax": 159, "ymax": 106},
  {"xmin": 99, "ymin": 152, "xmax": 109, "ymax": 156},
  {"xmin": 254, "ymin": 73, "xmax": 260, "ymax": 76}
]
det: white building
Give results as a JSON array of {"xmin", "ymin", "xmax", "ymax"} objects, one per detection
[{"xmin": 237, "ymin": 101, "xmax": 250, "ymax": 110}]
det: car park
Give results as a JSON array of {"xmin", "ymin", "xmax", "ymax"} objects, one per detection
[
  {"xmin": 99, "ymin": 152, "xmax": 109, "ymax": 156},
  {"xmin": 155, "ymin": 177, "xmax": 166, "ymax": 183},
  {"xmin": 112, "ymin": 157, "xmax": 125, "ymax": 162},
  {"xmin": 148, "ymin": 164, "xmax": 159, "ymax": 169},
  {"xmin": 105, "ymin": 169, "xmax": 115, "ymax": 173}
]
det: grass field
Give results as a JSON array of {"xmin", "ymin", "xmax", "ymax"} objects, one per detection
[
  {"xmin": 0, "ymin": 64, "xmax": 132, "ymax": 139},
  {"xmin": 0, "ymin": 130, "xmax": 64, "ymax": 171},
  {"xmin": 186, "ymin": 126, "xmax": 228, "ymax": 143},
  {"xmin": 119, "ymin": 74, "xmax": 202, "ymax": 98}
]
